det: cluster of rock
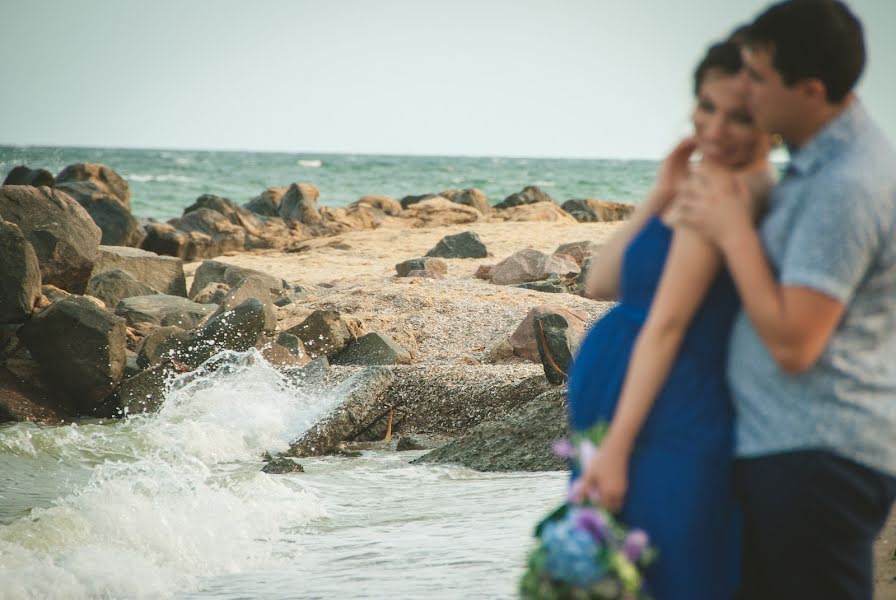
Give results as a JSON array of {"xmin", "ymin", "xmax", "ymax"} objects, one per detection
[{"xmin": 4, "ymin": 163, "xmax": 634, "ymax": 264}]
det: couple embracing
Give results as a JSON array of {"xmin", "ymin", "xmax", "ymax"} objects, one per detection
[{"xmin": 567, "ymin": 1, "xmax": 896, "ymax": 598}]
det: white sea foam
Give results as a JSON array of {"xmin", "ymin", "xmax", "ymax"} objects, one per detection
[
  {"xmin": 0, "ymin": 350, "xmax": 330, "ymax": 600},
  {"xmin": 126, "ymin": 173, "xmax": 195, "ymax": 184},
  {"xmin": 297, "ymin": 159, "xmax": 322, "ymax": 168}
]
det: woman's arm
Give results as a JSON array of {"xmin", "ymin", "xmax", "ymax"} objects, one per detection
[
  {"xmin": 578, "ymin": 226, "xmax": 722, "ymax": 512},
  {"xmin": 585, "ymin": 138, "xmax": 697, "ymax": 300}
]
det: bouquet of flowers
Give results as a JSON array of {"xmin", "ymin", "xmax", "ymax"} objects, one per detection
[{"xmin": 520, "ymin": 426, "xmax": 655, "ymax": 600}]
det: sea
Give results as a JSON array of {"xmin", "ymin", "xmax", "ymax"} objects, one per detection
[
  {"xmin": 0, "ymin": 146, "xmax": 658, "ymax": 221},
  {"xmin": 0, "ymin": 146, "xmax": 652, "ymax": 599}
]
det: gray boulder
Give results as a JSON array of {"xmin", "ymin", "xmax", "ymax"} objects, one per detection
[
  {"xmin": 115, "ymin": 295, "xmax": 216, "ymax": 328},
  {"xmin": 0, "ymin": 220, "xmax": 41, "ymax": 323},
  {"xmin": 491, "ymin": 249, "xmax": 580, "ymax": 286},
  {"xmin": 174, "ymin": 208, "xmax": 246, "ymax": 256},
  {"xmin": 395, "ymin": 257, "xmax": 448, "ymax": 277},
  {"xmin": 92, "ymin": 245, "xmax": 188, "ymax": 297},
  {"xmin": 188, "ymin": 260, "xmax": 286, "ymax": 299},
  {"xmin": 192, "ymin": 282, "xmax": 231, "ymax": 305},
  {"xmin": 493, "ymin": 185, "xmax": 554, "ymax": 209},
  {"xmin": 208, "ymin": 275, "xmax": 278, "ymax": 333},
  {"xmin": 175, "ymin": 298, "xmax": 268, "ymax": 367},
  {"xmin": 275, "ymin": 332, "xmax": 306, "ymax": 358},
  {"xmin": 351, "ymin": 195, "xmax": 402, "ymax": 216},
  {"xmin": 399, "ymin": 193, "xmax": 441, "ymax": 209},
  {"xmin": 424, "ymin": 230, "xmax": 488, "ymax": 259},
  {"xmin": 278, "ymin": 183, "xmax": 321, "ymax": 224},
  {"xmin": 3, "ymin": 166, "xmax": 55, "ymax": 187},
  {"xmin": 245, "ymin": 187, "xmax": 287, "ymax": 217},
  {"xmin": 75, "ymin": 195, "xmax": 145, "ymax": 247},
  {"xmin": 333, "ymin": 332, "xmax": 411, "ymax": 366},
  {"xmin": 86, "ymin": 269, "xmax": 159, "ymax": 308},
  {"xmin": 413, "ymin": 387, "xmax": 568, "ymax": 471},
  {"xmin": 140, "ymin": 222, "xmax": 215, "ymax": 261},
  {"xmin": 117, "ymin": 362, "xmax": 173, "ymax": 415},
  {"xmin": 18, "ymin": 296, "xmax": 127, "ymax": 415},
  {"xmin": 55, "ymin": 163, "xmax": 131, "ymax": 208},
  {"xmin": 439, "ymin": 188, "xmax": 490, "ymax": 214},
  {"xmin": 284, "ymin": 310, "xmax": 355, "ymax": 358},
  {"xmin": 136, "ymin": 326, "xmax": 189, "ymax": 368},
  {"xmin": 0, "ymin": 185, "xmax": 101, "ymax": 294},
  {"xmin": 0, "ymin": 365, "xmax": 68, "ymax": 424},
  {"xmin": 184, "ymin": 194, "xmax": 261, "ymax": 233}
]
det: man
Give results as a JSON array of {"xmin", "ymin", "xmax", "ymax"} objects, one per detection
[{"xmin": 675, "ymin": 1, "xmax": 896, "ymax": 598}]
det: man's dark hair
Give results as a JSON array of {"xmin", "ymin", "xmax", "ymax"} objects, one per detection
[
  {"xmin": 693, "ymin": 41, "xmax": 743, "ymax": 96},
  {"xmin": 745, "ymin": 0, "xmax": 865, "ymax": 103}
]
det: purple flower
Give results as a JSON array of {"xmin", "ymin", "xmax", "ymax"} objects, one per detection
[
  {"xmin": 567, "ymin": 477, "xmax": 585, "ymax": 504},
  {"xmin": 578, "ymin": 439, "xmax": 597, "ymax": 466},
  {"xmin": 572, "ymin": 507, "xmax": 611, "ymax": 544},
  {"xmin": 622, "ymin": 529, "xmax": 649, "ymax": 562},
  {"xmin": 552, "ymin": 439, "xmax": 576, "ymax": 459}
]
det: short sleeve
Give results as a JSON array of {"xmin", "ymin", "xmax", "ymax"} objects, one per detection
[{"xmin": 778, "ymin": 178, "xmax": 881, "ymax": 303}]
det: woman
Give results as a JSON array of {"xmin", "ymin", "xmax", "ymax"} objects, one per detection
[{"xmin": 567, "ymin": 40, "xmax": 775, "ymax": 598}]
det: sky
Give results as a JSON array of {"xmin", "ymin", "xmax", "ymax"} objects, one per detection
[{"xmin": 1, "ymin": 0, "xmax": 893, "ymax": 160}]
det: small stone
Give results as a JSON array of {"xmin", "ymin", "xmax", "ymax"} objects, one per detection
[
  {"xmin": 261, "ymin": 457, "xmax": 305, "ymax": 474},
  {"xmin": 425, "ymin": 231, "xmax": 488, "ymax": 259},
  {"xmin": 395, "ymin": 257, "xmax": 448, "ymax": 277}
]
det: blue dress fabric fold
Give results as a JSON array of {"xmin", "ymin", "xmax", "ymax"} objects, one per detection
[{"xmin": 567, "ymin": 215, "xmax": 742, "ymax": 599}]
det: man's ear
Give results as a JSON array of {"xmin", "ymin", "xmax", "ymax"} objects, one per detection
[{"xmin": 798, "ymin": 78, "xmax": 828, "ymax": 103}]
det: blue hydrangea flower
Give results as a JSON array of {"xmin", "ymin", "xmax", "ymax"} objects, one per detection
[{"xmin": 541, "ymin": 518, "xmax": 606, "ymax": 588}]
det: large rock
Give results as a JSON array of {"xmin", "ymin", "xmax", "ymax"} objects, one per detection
[
  {"xmin": 92, "ymin": 245, "xmax": 188, "ymax": 297},
  {"xmin": 489, "ymin": 202, "xmax": 578, "ymax": 223},
  {"xmin": 0, "ymin": 366, "xmax": 68, "ymax": 424},
  {"xmin": 278, "ymin": 183, "xmax": 321, "ymax": 224},
  {"xmin": 184, "ymin": 194, "xmax": 261, "ymax": 234},
  {"xmin": 439, "ymin": 188, "xmax": 490, "ymax": 214},
  {"xmin": 491, "ymin": 249, "xmax": 580, "ymax": 286},
  {"xmin": 284, "ymin": 310, "xmax": 355, "ymax": 358},
  {"xmin": 286, "ymin": 367, "xmax": 397, "ymax": 457},
  {"xmin": 424, "ymin": 230, "xmax": 488, "ymax": 259},
  {"xmin": 188, "ymin": 260, "xmax": 286, "ymax": 299},
  {"xmin": 561, "ymin": 198, "xmax": 635, "ymax": 222},
  {"xmin": 245, "ymin": 187, "xmax": 287, "ymax": 217},
  {"xmin": 315, "ymin": 205, "xmax": 384, "ymax": 236},
  {"xmin": 533, "ymin": 312, "xmax": 577, "ymax": 384},
  {"xmin": 174, "ymin": 298, "xmax": 268, "ymax": 367},
  {"xmin": 115, "ymin": 295, "xmax": 216, "ymax": 328},
  {"xmin": 173, "ymin": 208, "xmax": 246, "ymax": 256},
  {"xmin": 509, "ymin": 305, "xmax": 589, "ymax": 362},
  {"xmin": 493, "ymin": 185, "xmax": 554, "ymax": 209},
  {"xmin": 396, "ymin": 197, "xmax": 480, "ymax": 228},
  {"xmin": 55, "ymin": 163, "xmax": 131, "ymax": 208},
  {"xmin": 140, "ymin": 222, "xmax": 214, "ymax": 261},
  {"xmin": 399, "ymin": 193, "xmax": 441, "ymax": 209},
  {"xmin": 351, "ymin": 195, "xmax": 402, "ymax": 216},
  {"xmin": 86, "ymin": 269, "xmax": 159, "ymax": 308},
  {"xmin": 117, "ymin": 362, "xmax": 173, "ymax": 415},
  {"xmin": 0, "ymin": 185, "xmax": 101, "ymax": 294},
  {"xmin": 208, "ymin": 275, "xmax": 278, "ymax": 333},
  {"xmin": 0, "ymin": 220, "xmax": 41, "ymax": 323},
  {"xmin": 191, "ymin": 282, "xmax": 230, "ymax": 305},
  {"xmin": 3, "ymin": 166, "xmax": 55, "ymax": 187},
  {"xmin": 413, "ymin": 387, "xmax": 568, "ymax": 471},
  {"xmin": 554, "ymin": 241, "xmax": 601, "ymax": 267},
  {"xmin": 137, "ymin": 326, "xmax": 189, "ymax": 368},
  {"xmin": 333, "ymin": 332, "xmax": 411, "ymax": 366},
  {"xmin": 18, "ymin": 296, "xmax": 127, "ymax": 415},
  {"xmin": 75, "ymin": 195, "xmax": 145, "ymax": 247}
]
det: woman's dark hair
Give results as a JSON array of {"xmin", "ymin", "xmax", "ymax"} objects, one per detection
[
  {"xmin": 744, "ymin": 0, "xmax": 864, "ymax": 103},
  {"xmin": 693, "ymin": 40, "xmax": 743, "ymax": 96}
]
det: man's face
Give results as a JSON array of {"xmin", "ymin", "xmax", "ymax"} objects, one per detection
[{"xmin": 741, "ymin": 47, "xmax": 803, "ymax": 139}]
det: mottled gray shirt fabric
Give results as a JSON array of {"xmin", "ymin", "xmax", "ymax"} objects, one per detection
[{"xmin": 728, "ymin": 102, "xmax": 896, "ymax": 477}]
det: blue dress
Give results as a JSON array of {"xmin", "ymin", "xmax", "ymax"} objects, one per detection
[{"xmin": 567, "ymin": 215, "xmax": 741, "ymax": 599}]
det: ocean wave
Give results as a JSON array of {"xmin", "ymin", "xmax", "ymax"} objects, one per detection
[
  {"xmin": 125, "ymin": 173, "xmax": 196, "ymax": 184},
  {"xmin": 298, "ymin": 159, "xmax": 322, "ymax": 168}
]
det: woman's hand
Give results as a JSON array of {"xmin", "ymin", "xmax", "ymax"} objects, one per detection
[
  {"xmin": 579, "ymin": 438, "xmax": 631, "ymax": 514},
  {"xmin": 646, "ymin": 137, "xmax": 698, "ymax": 213}
]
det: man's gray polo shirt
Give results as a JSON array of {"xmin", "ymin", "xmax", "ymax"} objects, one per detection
[{"xmin": 728, "ymin": 101, "xmax": 896, "ymax": 477}]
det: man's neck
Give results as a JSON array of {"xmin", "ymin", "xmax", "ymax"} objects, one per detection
[{"xmin": 788, "ymin": 94, "xmax": 856, "ymax": 148}]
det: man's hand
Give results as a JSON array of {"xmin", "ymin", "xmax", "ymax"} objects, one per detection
[{"xmin": 672, "ymin": 168, "xmax": 753, "ymax": 247}]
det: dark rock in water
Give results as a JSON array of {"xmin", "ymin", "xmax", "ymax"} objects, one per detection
[
  {"xmin": 278, "ymin": 183, "xmax": 321, "ymax": 224},
  {"xmin": 533, "ymin": 313, "xmax": 575, "ymax": 384},
  {"xmin": 92, "ymin": 245, "xmax": 188, "ymax": 297},
  {"xmin": 0, "ymin": 220, "xmax": 42, "ymax": 323},
  {"xmin": 493, "ymin": 185, "xmax": 554, "ymax": 209},
  {"xmin": 286, "ymin": 356, "xmax": 330, "ymax": 390},
  {"xmin": 275, "ymin": 332, "xmax": 305, "ymax": 358},
  {"xmin": 18, "ymin": 296, "xmax": 126, "ymax": 415},
  {"xmin": 56, "ymin": 163, "xmax": 131, "ymax": 208},
  {"xmin": 395, "ymin": 436, "xmax": 428, "ymax": 451},
  {"xmin": 395, "ymin": 257, "xmax": 448, "ymax": 277},
  {"xmin": 208, "ymin": 275, "xmax": 277, "ymax": 333},
  {"xmin": 425, "ymin": 230, "xmax": 487, "ymax": 259},
  {"xmin": 244, "ymin": 187, "xmax": 287, "ymax": 217},
  {"xmin": 0, "ymin": 185, "xmax": 101, "ymax": 294},
  {"xmin": 413, "ymin": 387, "xmax": 569, "ymax": 471},
  {"xmin": 285, "ymin": 309, "xmax": 354, "ymax": 358},
  {"xmin": 0, "ymin": 365, "xmax": 68, "ymax": 424},
  {"xmin": 177, "ymin": 298, "xmax": 267, "ymax": 367},
  {"xmin": 87, "ymin": 269, "xmax": 159, "ymax": 309},
  {"xmin": 115, "ymin": 295, "xmax": 216, "ymax": 328},
  {"xmin": 333, "ymin": 449, "xmax": 363, "ymax": 458},
  {"xmin": 333, "ymin": 332, "xmax": 411, "ymax": 366},
  {"xmin": 561, "ymin": 198, "xmax": 635, "ymax": 222},
  {"xmin": 287, "ymin": 367, "xmax": 397, "ymax": 457},
  {"xmin": 117, "ymin": 362, "xmax": 172, "ymax": 415},
  {"xmin": 399, "ymin": 193, "xmax": 441, "ymax": 209},
  {"xmin": 188, "ymin": 260, "xmax": 286, "ymax": 299},
  {"xmin": 262, "ymin": 457, "xmax": 305, "ymax": 474},
  {"xmin": 137, "ymin": 326, "xmax": 189, "ymax": 368},
  {"xmin": 3, "ymin": 165, "xmax": 55, "ymax": 187}
]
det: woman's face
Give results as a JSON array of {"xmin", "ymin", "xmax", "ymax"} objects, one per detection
[{"xmin": 692, "ymin": 69, "xmax": 768, "ymax": 169}]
